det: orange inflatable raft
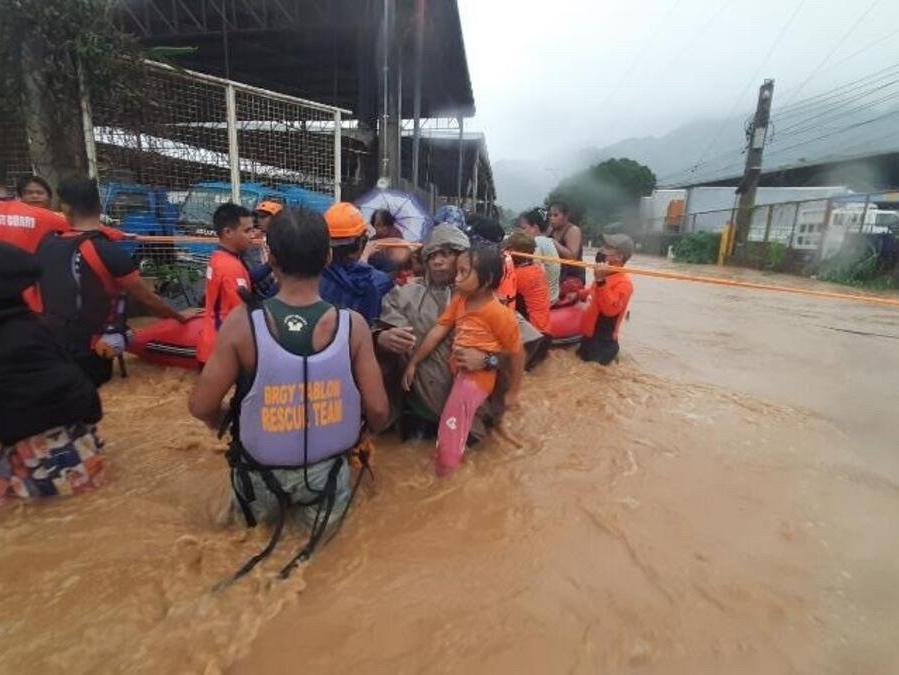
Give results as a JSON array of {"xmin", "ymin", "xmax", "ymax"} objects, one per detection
[{"xmin": 128, "ymin": 314, "xmax": 204, "ymax": 369}]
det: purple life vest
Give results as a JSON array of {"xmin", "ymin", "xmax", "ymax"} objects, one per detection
[{"xmin": 238, "ymin": 308, "xmax": 362, "ymax": 467}]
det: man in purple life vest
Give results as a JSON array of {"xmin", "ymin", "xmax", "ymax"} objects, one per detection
[{"xmin": 189, "ymin": 207, "xmax": 388, "ymax": 580}]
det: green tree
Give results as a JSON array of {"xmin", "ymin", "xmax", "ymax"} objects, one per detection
[
  {"xmin": 496, "ymin": 205, "xmax": 519, "ymax": 229},
  {"xmin": 545, "ymin": 157, "xmax": 656, "ymax": 241},
  {"xmin": 0, "ymin": 0, "xmax": 146, "ymax": 190}
]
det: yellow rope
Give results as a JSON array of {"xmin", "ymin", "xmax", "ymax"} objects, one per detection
[
  {"xmin": 511, "ymin": 251, "xmax": 899, "ymax": 309},
  {"xmin": 133, "ymin": 234, "xmax": 899, "ymax": 309}
]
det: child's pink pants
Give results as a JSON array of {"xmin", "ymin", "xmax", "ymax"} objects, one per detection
[{"xmin": 435, "ymin": 374, "xmax": 490, "ymax": 476}]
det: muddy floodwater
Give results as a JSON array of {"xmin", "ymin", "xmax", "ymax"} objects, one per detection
[{"xmin": 2, "ymin": 256, "xmax": 898, "ymax": 674}]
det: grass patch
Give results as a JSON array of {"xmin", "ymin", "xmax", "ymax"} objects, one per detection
[{"xmin": 672, "ymin": 232, "xmax": 720, "ymax": 264}]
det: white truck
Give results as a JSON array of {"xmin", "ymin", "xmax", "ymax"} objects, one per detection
[{"xmin": 818, "ymin": 203, "xmax": 899, "ymax": 258}]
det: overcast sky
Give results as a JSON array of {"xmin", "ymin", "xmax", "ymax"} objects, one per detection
[{"xmin": 457, "ymin": 0, "xmax": 899, "ymax": 162}]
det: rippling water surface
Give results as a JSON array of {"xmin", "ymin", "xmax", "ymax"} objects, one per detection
[{"xmin": 3, "ymin": 260, "xmax": 898, "ymax": 674}]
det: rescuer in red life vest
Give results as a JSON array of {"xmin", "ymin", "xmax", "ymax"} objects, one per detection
[
  {"xmin": 0, "ymin": 198, "xmax": 69, "ymax": 253},
  {"xmin": 196, "ymin": 203, "xmax": 256, "ymax": 366}
]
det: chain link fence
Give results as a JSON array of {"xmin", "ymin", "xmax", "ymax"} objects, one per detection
[
  {"xmin": 639, "ymin": 193, "xmax": 899, "ymax": 278},
  {"xmin": 2, "ymin": 61, "xmax": 346, "ymax": 302}
]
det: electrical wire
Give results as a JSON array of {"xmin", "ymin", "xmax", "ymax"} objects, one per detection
[
  {"xmin": 662, "ymin": 64, "xmax": 899, "ymax": 185},
  {"xmin": 656, "ymin": 144, "xmax": 746, "ymax": 183},
  {"xmin": 682, "ymin": 0, "xmax": 808, "ymax": 180},
  {"xmin": 777, "ymin": 0, "xmax": 882, "ymax": 108},
  {"xmin": 771, "ymin": 85, "xmax": 899, "ymax": 139},
  {"xmin": 763, "ymin": 107, "xmax": 899, "ymax": 158},
  {"xmin": 771, "ymin": 63, "xmax": 899, "ymax": 120},
  {"xmin": 829, "ymin": 26, "xmax": 899, "ymax": 69}
]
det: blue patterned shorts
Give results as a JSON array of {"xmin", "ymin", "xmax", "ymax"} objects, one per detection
[{"xmin": 0, "ymin": 424, "xmax": 105, "ymax": 505}]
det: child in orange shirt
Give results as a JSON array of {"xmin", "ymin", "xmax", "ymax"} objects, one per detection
[
  {"xmin": 504, "ymin": 231, "xmax": 552, "ymax": 334},
  {"xmin": 402, "ymin": 245, "xmax": 524, "ymax": 475}
]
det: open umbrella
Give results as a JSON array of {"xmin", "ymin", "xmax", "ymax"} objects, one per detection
[{"xmin": 354, "ymin": 189, "xmax": 433, "ymax": 242}]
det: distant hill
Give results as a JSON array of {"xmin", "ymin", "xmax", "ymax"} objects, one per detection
[
  {"xmin": 493, "ymin": 103, "xmax": 899, "ymax": 210},
  {"xmin": 493, "ymin": 117, "xmax": 742, "ymax": 211}
]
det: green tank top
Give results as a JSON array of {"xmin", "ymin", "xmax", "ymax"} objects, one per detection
[{"xmin": 263, "ymin": 298, "xmax": 334, "ymax": 356}]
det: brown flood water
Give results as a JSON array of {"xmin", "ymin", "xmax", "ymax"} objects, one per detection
[{"xmin": 2, "ymin": 256, "xmax": 898, "ymax": 674}]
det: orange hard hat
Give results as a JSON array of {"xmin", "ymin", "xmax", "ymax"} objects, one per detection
[
  {"xmin": 256, "ymin": 200, "xmax": 283, "ymax": 217},
  {"xmin": 324, "ymin": 202, "xmax": 367, "ymax": 241}
]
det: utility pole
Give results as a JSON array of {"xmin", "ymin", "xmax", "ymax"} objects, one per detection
[
  {"xmin": 378, "ymin": 0, "xmax": 394, "ymax": 184},
  {"xmin": 734, "ymin": 79, "xmax": 774, "ymax": 248},
  {"xmin": 411, "ymin": 0, "xmax": 425, "ymax": 187}
]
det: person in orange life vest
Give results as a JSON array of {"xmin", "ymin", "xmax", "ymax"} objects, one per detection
[
  {"xmin": 578, "ymin": 234, "xmax": 635, "ymax": 366},
  {"xmin": 503, "ymin": 231, "xmax": 552, "ymax": 334},
  {"xmin": 0, "ymin": 197, "xmax": 69, "ymax": 253},
  {"xmin": 496, "ymin": 252, "xmax": 517, "ymax": 305},
  {"xmin": 36, "ymin": 178, "xmax": 189, "ymax": 387},
  {"xmin": 16, "ymin": 175, "xmax": 53, "ymax": 210},
  {"xmin": 197, "ymin": 203, "xmax": 255, "ymax": 365}
]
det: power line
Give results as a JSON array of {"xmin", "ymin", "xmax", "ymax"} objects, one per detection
[
  {"xmin": 777, "ymin": 0, "xmax": 882, "ymax": 108},
  {"xmin": 682, "ymin": 0, "xmax": 807, "ymax": 179},
  {"xmin": 667, "ymin": 103, "xmax": 899, "ymax": 186},
  {"xmin": 660, "ymin": 61, "xmax": 899, "ymax": 186},
  {"xmin": 763, "ymin": 107, "xmax": 899, "ymax": 157},
  {"xmin": 771, "ymin": 63, "xmax": 899, "ymax": 120},
  {"xmin": 772, "ymin": 83, "xmax": 899, "ymax": 138},
  {"xmin": 656, "ymin": 144, "xmax": 746, "ymax": 183},
  {"xmin": 829, "ymin": 26, "xmax": 899, "ymax": 69}
]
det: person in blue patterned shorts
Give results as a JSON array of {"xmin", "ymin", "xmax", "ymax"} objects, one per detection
[{"xmin": 0, "ymin": 242, "xmax": 104, "ymax": 505}]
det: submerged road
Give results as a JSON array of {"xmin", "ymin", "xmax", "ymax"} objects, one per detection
[{"xmin": 1, "ymin": 257, "xmax": 897, "ymax": 674}]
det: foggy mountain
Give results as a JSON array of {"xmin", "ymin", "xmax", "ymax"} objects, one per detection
[
  {"xmin": 494, "ymin": 103, "xmax": 899, "ymax": 211},
  {"xmin": 493, "ymin": 117, "xmax": 741, "ymax": 211}
]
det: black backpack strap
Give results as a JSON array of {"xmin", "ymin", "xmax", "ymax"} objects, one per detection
[
  {"xmin": 216, "ymin": 464, "xmax": 291, "ymax": 590},
  {"xmin": 278, "ymin": 455, "xmax": 345, "ymax": 579},
  {"xmin": 225, "ymin": 441, "xmax": 258, "ymax": 527}
]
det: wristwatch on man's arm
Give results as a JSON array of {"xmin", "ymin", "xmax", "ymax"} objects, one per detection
[{"xmin": 483, "ymin": 352, "xmax": 500, "ymax": 370}]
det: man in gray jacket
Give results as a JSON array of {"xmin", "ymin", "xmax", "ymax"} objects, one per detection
[{"xmin": 375, "ymin": 224, "xmax": 542, "ymax": 441}]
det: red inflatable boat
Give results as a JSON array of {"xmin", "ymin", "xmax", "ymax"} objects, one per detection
[
  {"xmin": 128, "ymin": 304, "xmax": 584, "ymax": 369},
  {"xmin": 128, "ymin": 314, "xmax": 204, "ymax": 369},
  {"xmin": 547, "ymin": 303, "xmax": 585, "ymax": 345}
]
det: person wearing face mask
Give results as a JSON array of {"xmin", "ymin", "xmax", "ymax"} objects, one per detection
[{"xmin": 578, "ymin": 234, "xmax": 634, "ymax": 365}]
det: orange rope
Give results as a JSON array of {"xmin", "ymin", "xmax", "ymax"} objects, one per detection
[
  {"xmin": 136, "ymin": 235, "xmax": 218, "ymax": 243},
  {"xmin": 136, "ymin": 236, "xmax": 423, "ymax": 247},
  {"xmin": 511, "ymin": 251, "xmax": 899, "ymax": 309},
  {"xmin": 133, "ymin": 235, "xmax": 899, "ymax": 309},
  {"xmin": 371, "ymin": 240, "xmax": 422, "ymax": 249}
]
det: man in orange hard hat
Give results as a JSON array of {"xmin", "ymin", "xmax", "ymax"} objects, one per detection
[
  {"xmin": 254, "ymin": 200, "xmax": 282, "ymax": 235},
  {"xmin": 245, "ymin": 200, "xmax": 284, "ymax": 297},
  {"xmin": 320, "ymin": 202, "xmax": 393, "ymax": 324}
]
